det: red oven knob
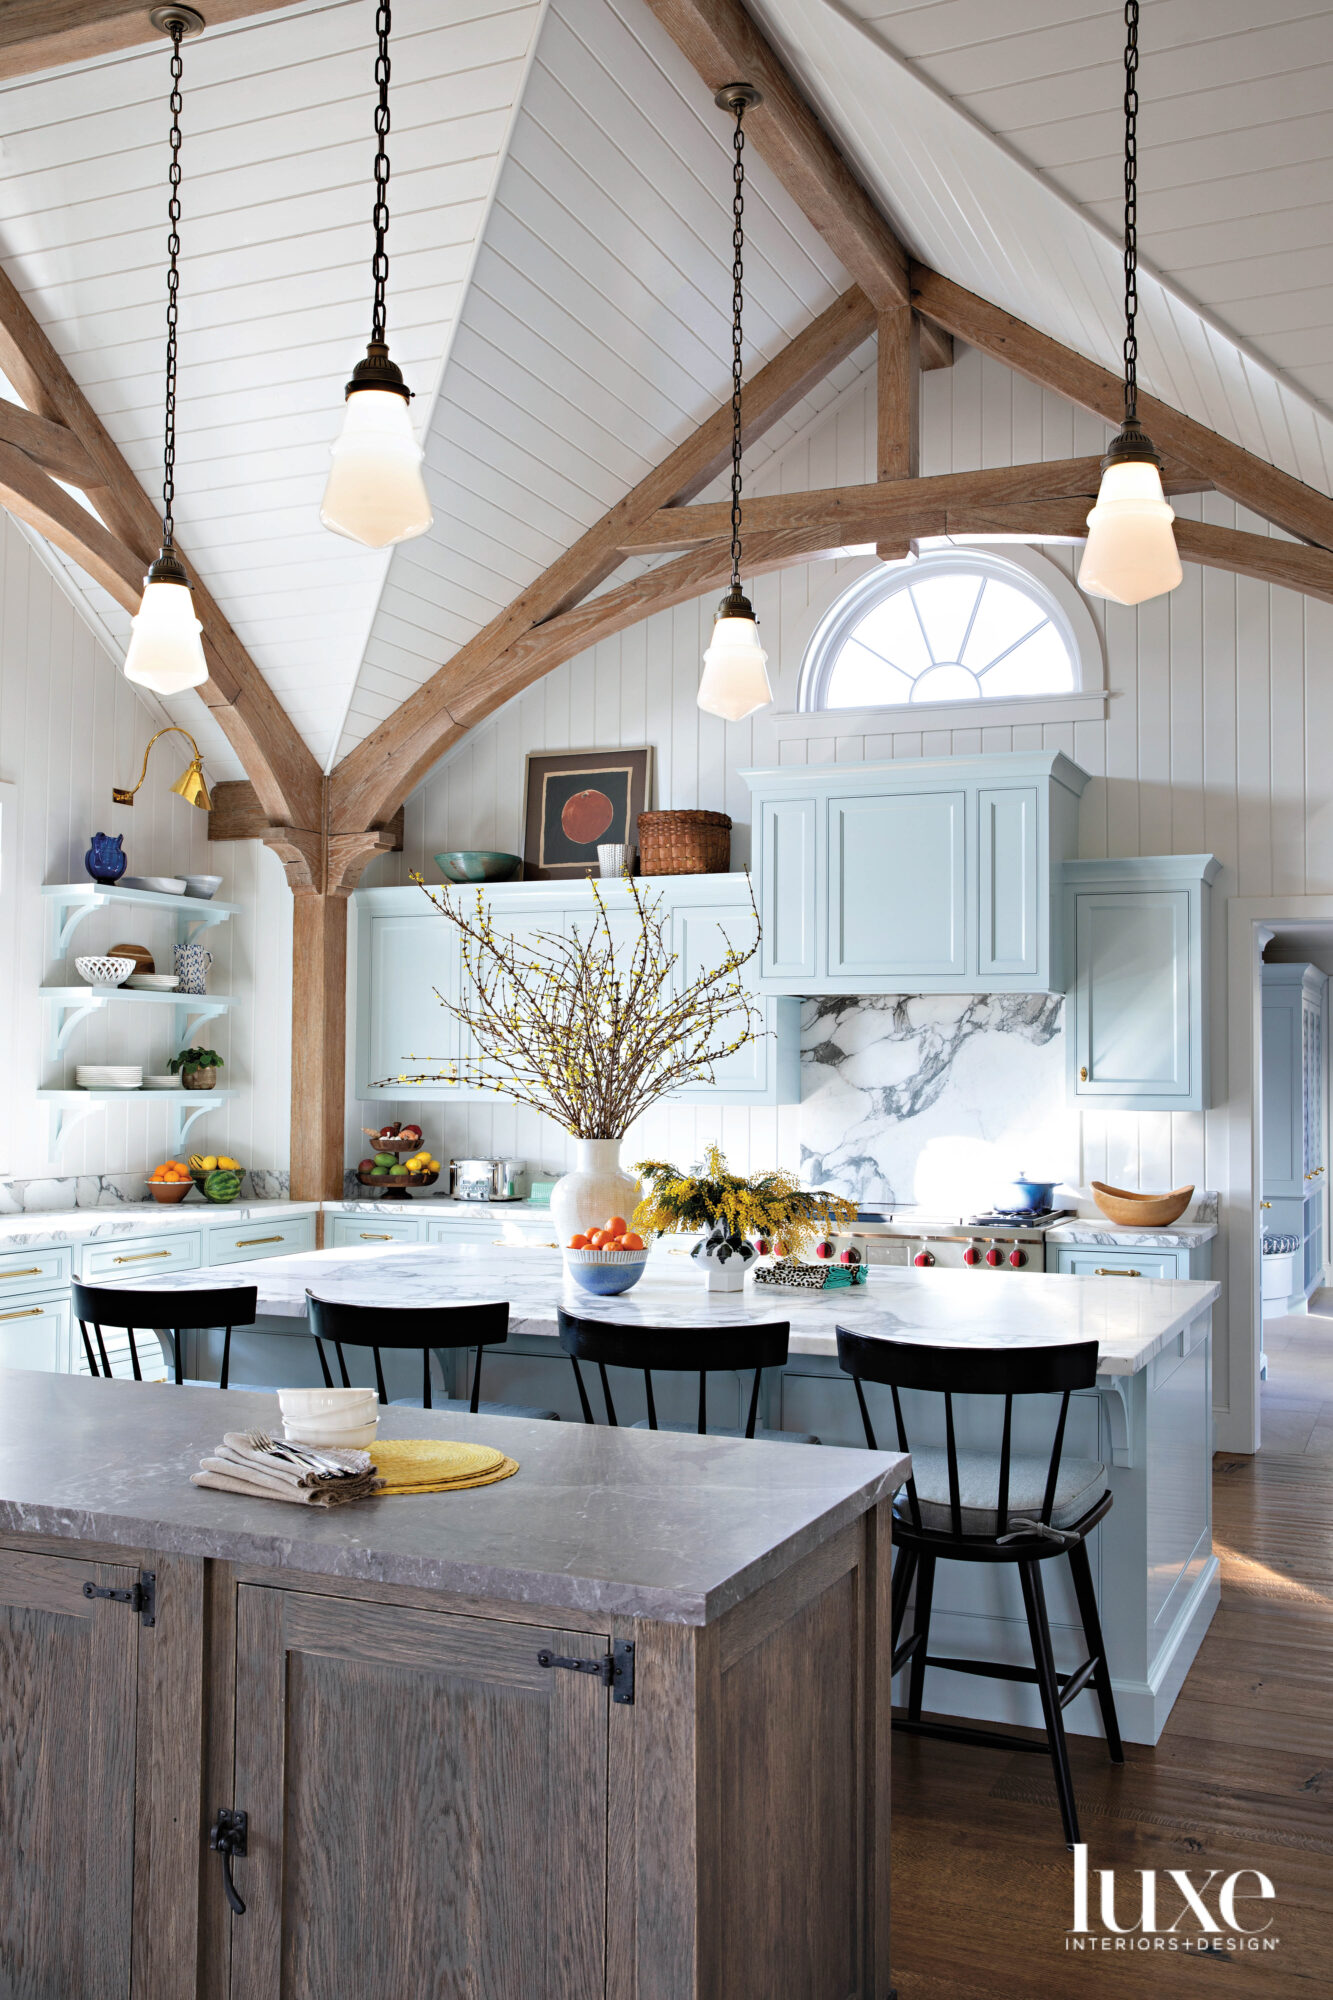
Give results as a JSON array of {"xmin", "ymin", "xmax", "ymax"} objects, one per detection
[
  {"xmin": 840, "ymin": 1246, "xmax": 861, "ymax": 1265},
  {"xmin": 1009, "ymin": 1246, "xmax": 1027, "ymax": 1269},
  {"xmin": 963, "ymin": 1244, "xmax": 981, "ymax": 1266},
  {"xmin": 815, "ymin": 1239, "xmax": 833, "ymax": 1259},
  {"xmin": 914, "ymin": 1250, "xmax": 934, "ymax": 1267},
  {"xmin": 985, "ymin": 1244, "xmax": 1003, "ymax": 1267}
]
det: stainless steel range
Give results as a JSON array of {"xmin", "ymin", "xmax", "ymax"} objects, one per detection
[{"xmin": 819, "ymin": 1207, "xmax": 1075, "ymax": 1273}]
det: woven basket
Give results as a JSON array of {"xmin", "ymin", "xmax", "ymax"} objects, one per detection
[{"xmin": 637, "ymin": 809, "xmax": 731, "ymax": 875}]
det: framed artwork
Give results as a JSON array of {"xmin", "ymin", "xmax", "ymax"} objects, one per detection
[{"xmin": 522, "ymin": 748, "xmax": 653, "ymax": 881}]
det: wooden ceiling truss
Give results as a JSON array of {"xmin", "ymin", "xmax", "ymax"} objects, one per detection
[{"xmin": 3, "ymin": 0, "xmax": 1332, "ymax": 1196}]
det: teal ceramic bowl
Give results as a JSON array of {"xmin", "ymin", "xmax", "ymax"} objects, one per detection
[{"xmin": 433, "ymin": 850, "xmax": 522, "ymax": 885}]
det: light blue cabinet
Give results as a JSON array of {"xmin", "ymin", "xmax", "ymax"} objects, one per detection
[
  {"xmin": 354, "ymin": 875, "xmax": 799, "ymax": 1105},
  {"xmin": 1064, "ymin": 856, "xmax": 1220, "ymax": 1112},
  {"xmin": 1261, "ymin": 962, "xmax": 1326, "ymax": 1306},
  {"xmin": 1050, "ymin": 1243, "xmax": 1212, "ymax": 1282},
  {"xmin": 743, "ymin": 751, "xmax": 1087, "ymax": 995}
]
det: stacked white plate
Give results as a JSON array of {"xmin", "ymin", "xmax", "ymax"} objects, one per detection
[
  {"xmin": 142, "ymin": 1074, "xmax": 182, "ymax": 1089},
  {"xmin": 126, "ymin": 973, "xmax": 180, "ymax": 990},
  {"xmin": 121, "ymin": 875, "xmax": 186, "ymax": 894},
  {"xmin": 277, "ymin": 1384, "xmax": 379, "ymax": 1449},
  {"xmin": 75, "ymin": 1065, "xmax": 142, "ymax": 1090}
]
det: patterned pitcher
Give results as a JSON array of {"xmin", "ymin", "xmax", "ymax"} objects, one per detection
[{"xmin": 174, "ymin": 943, "xmax": 213, "ymax": 994}]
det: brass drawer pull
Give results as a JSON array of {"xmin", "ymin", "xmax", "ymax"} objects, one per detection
[
  {"xmin": 359, "ymin": 1232, "xmax": 394, "ymax": 1241},
  {"xmin": 1079, "ymin": 1065, "xmax": 1089, "ymax": 1081},
  {"xmin": 236, "ymin": 1235, "xmax": 284, "ymax": 1247},
  {"xmin": 0, "ymin": 1306, "xmax": 43, "ymax": 1321},
  {"xmin": 1095, "ymin": 1267, "xmax": 1141, "ymax": 1278},
  {"xmin": 112, "ymin": 1249, "xmax": 172, "ymax": 1264},
  {"xmin": 2, "ymin": 1267, "xmax": 46, "ymax": 1278}
]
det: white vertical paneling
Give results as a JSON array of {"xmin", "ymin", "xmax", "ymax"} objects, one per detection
[{"xmin": 0, "ymin": 513, "xmax": 289, "ymax": 1186}]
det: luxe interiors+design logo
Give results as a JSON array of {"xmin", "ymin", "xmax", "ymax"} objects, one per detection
[{"xmin": 1068, "ymin": 1846, "xmax": 1280, "ymax": 1954}]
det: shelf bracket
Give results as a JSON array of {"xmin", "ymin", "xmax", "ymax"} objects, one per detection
[
  {"xmin": 44, "ymin": 1097, "xmax": 102, "ymax": 1152},
  {"xmin": 50, "ymin": 891, "xmax": 109, "ymax": 957},
  {"xmin": 46, "ymin": 995, "xmax": 106, "ymax": 1061},
  {"xmin": 173, "ymin": 1097, "xmax": 225, "ymax": 1152},
  {"xmin": 174, "ymin": 997, "xmax": 228, "ymax": 1045}
]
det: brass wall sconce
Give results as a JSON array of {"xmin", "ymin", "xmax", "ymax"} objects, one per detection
[{"xmin": 113, "ymin": 726, "xmax": 212, "ymax": 811}]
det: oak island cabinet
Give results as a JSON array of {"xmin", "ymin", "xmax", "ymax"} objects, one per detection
[{"xmin": 0, "ymin": 1370, "xmax": 903, "ymax": 2000}]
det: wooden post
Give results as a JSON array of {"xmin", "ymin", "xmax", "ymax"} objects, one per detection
[
  {"xmin": 876, "ymin": 307, "xmax": 918, "ymax": 562},
  {"xmin": 289, "ymin": 889, "xmax": 348, "ymax": 1204}
]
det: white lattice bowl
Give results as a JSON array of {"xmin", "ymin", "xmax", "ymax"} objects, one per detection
[
  {"xmin": 74, "ymin": 954, "xmax": 136, "ymax": 987},
  {"xmin": 563, "ymin": 1248, "xmax": 651, "ymax": 1296}
]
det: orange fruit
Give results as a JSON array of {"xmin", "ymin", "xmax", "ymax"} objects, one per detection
[
  {"xmin": 620, "ymin": 1232, "xmax": 644, "ymax": 1252},
  {"xmin": 604, "ymin": 1215, "xmax": 628, "ymax": 1238},
  {"xmin": 569, "ymin": 1233, "xmax": 590, "ymax": 1250}
]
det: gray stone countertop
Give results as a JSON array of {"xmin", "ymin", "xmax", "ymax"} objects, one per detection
[
  {"xmin": 107, "ymin": 1242, "xmax": 1222, "ymax": 1376},
  {"xmin": 0, "ymin": 1201, "xmax": 319, "ymax": 1250},
  {"xmin": 0, "ymin": 1369, "xmax": 906, "ymax": 1627}
]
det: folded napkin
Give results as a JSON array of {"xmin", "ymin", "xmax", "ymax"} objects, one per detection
[{"xmin": 190, "ymin": 1431, "xmax": 384, "ymax": 1507}]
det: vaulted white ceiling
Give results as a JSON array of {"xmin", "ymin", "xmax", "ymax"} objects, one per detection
[{"xmin": 0, "ymin": 0, "xmax": 1330, "ymax": 791}]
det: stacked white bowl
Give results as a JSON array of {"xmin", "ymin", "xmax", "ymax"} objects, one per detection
[{"xmin": 277, "ymin": 1385, "xmax": 379, "ymax": 1449}]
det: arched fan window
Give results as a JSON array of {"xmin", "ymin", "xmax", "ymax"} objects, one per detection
[{"xmin": 801, "ymin": 552, "xmax": 1081, "ymax": 712}]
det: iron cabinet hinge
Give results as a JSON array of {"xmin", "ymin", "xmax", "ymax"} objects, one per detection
[
  {"xmin": 537, "ymin": 1639, "xmax": 635, "ymax": 1705},
  {"xmin": 84, "ymin": 1569, "xmax": 156, "ymax": 1627},
  {"xmin": 209, "ymin": 1807, "xmax": 248, "ymax": 1915}
]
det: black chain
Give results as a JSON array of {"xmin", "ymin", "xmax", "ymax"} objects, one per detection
[
  {"xmin": 1122, "ymin": 0, "xmax": 1139, "ymax": 423},
  {"xmin": 161, "ymin": 20, "xmax": 185, "ymax": 547},
  {"xmin": 371, "ymin": 2, "xmax": 392, "ymax": 344},
  {"xmin": 728, "ymin": 99, "xmax": 746, "ymax": 592}
]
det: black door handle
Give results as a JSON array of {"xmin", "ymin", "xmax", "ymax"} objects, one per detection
[{"xmin": 209, "ymin": 1807, "xmax": 248, "ymax": 1915}]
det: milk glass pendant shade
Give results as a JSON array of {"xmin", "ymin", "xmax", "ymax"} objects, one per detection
[
  {"xmin": 1078, "ymin": 0, "xmax": 1181, "ymax": 609},
  {"xmin": 698, "ymin": 588, "xmax": 772, "ymax": 720},
  {"xmin": 1078, "ymin": 445, "xmax": 1183, "ymax": 605},
  {"xmin": 324, "ymin": 8, "xmax": 433, "ymax": 548},
  {"xmin": 124, "ymin": 553, "xmax": 207, "ymax": 694},
  {"xmin": 321, "ymin": 367, "xmax": 431, "ymax": 548}
]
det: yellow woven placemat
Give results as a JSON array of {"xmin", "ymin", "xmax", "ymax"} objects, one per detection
[{"xmin": 370, "ymin": 1438, "xmax": 519, "ymax": 1494}]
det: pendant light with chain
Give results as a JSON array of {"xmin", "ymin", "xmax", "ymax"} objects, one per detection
[
  {"xmin": 697, "ymin": 83, "xmax": 773, "ymax": 722},
  {"xmin": 321, "ymin": 2, "xmax": 432, "ymax": 548},
  {"xmin": 123, "ymin": 6, "xmax": 209, "ymax": 696},
  {"xmin": 1077, "ymin": 0, "xmax": 1182, "ymax": 606}
]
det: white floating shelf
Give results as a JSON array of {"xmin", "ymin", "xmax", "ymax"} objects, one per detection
[
  {"xmin": 43, "ymin": 882, "xmax": 238, "ymax": 955},
  {"xmin": 39, "ymin": 987, "xmax": 234, "ymax": 1059},
  {"xmin": 37, "ymin": 1088, "xmax": 236, "ymax": 1152}
]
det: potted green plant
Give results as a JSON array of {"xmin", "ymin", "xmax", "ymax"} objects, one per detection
[
  {"xmin": 168, "ymin": 1046, "xmax": 224, "ymax": 1092},
  {"xmin": 634, "ymin": 1146, "xmax": 857, "ymax": 1292}
]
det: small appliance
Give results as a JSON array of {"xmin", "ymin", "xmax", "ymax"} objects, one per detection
[{"xmin": 449, "ymin": 1158, "xmax": 524, "ymax": 1202}]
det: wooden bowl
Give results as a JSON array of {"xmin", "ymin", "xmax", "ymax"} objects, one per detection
[
  {"xmin": 356, "ymin": 1168, "xmax": 440, "ymax": 1197},
  {"xmin": 1091, "ymin": 1182, "xmax": 1194, "ymax": 1228},
  {"xmin": 148, "ymin": 1179, "xmax": 192, "ymax": 1203}
]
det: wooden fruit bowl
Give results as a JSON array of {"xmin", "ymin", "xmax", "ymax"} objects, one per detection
[{"xmin": 1091, "ymin": 1181, "xmax": 1194, "ymax": 1228}]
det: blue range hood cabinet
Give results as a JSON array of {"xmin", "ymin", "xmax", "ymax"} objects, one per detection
[{"xmin": 742, "ymin": 751, "xmax": 1089, "ymax": 996}]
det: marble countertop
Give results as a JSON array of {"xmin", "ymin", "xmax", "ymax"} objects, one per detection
[
  {"xmin": 1045, "ymin": 1219, "xmax": 1218, "ymax": 1248},
  {"xmin": 109, "ymin": 1242, "xmax": 1221, "ymax": 1376},
  {"xmin": 0, "ymin": 1369, "xmax": 906, "ymax": 1627},
  {"xmin": 324, "ymin": 1198, "xmax": 551, "ymax": 1217},
  {"xmin": 0, "ymin": 1201, "xmax": 319, "ymax": 1249}
]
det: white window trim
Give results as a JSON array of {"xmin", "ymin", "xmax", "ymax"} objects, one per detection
[{"xmin": 780, "ymin": 543, "xmax": 1107, "ymax": 742}]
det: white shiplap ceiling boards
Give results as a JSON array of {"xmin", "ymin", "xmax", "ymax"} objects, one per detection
[
  {"xmin": 0, "ymin": 0, "xmax": 545, "ymax": 771},
  {"xmin": 0, "ymin": 0, "xmax": 1330, "ymax": 791}
]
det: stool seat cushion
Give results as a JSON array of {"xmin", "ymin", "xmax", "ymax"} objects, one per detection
[
  {"xmin": 900, "ymin": 1447, "xmax": 1105, "ymax": 1535},
  {"xmin": 629, "ymin": 1418, "xmax": 820, "ymax": 1444},
  {"xmin": 390, "ymin": 1395, "xmax": 559, "ymax": 1422}
]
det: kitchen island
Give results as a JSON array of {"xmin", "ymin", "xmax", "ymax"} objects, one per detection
[
  {"xmin": 122, "ymin": 1244, "xmax": 1221, "ymax": 1744},
  {"xmin": 0, "ymin": 1367, "xmax": 904, "ymax": 2000}
]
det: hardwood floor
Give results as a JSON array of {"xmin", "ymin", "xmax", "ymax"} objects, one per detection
[{"xmin": 889, "ymin": 1317, "xmax": 1333, "ymax": 1997}]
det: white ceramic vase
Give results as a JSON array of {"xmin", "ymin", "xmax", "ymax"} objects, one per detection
[{"xmin": 550, "ymin": 1138, "xmax": 641, "ymax": 1244}]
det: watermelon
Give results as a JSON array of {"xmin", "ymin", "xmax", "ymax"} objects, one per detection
[{"xmin": 203, "ymin": 1168, "xmax": 243, "ymax": 1204}]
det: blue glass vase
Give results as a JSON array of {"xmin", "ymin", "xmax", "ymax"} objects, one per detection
[{"xmin": 84, "ymin": 832, "xmax": 127, "ymax": 885}]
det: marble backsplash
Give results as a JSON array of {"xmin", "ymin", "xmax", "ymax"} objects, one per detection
[
  {"xmin": 799, "ymin": 993, "xmax": 1076, "ymax": 1212},
  {"xmin": 0, "ymin": 1169, "xmax": 290, "ymax": 1213}
]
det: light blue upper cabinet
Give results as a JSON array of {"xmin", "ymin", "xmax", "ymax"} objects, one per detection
[
  {"xmin": 1261, "ymin": 963, "xmax": 1326, "ymax": 1199},
  {"xmin": 1064, "ymin": 856, "xmax": 1220, "ymax": 1111},
  {"xmin": 354, "ymin": 876, "xmax": 799, "ymax": 1106},
  {"xmin": 743, "ymin": 752, "xmax": 1087, "ymax": 995}
]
